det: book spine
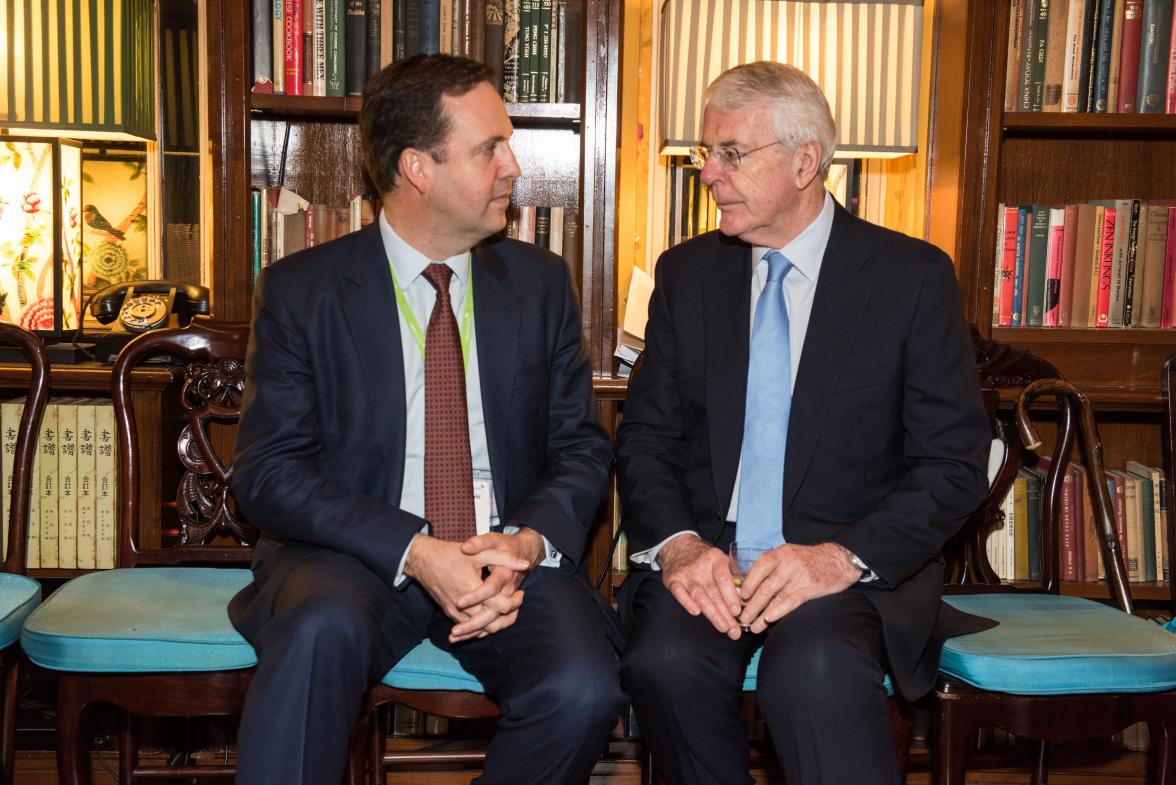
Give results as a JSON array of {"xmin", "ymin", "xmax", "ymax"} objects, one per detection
[
  {"xmin": 1108, "ymin": 198, "xmax": 1132, "ymax": 325},
  {"xmin": 273, "ymin": 0, "xmax": 286, "ymax": 93},
  {"xmin": 469, "ymin": 0, "xmax": 485, "ymax": 60},
  {"xmin": 1008, "ymin": 0, "xmax": 1026, "ymax": 111},
  {"xmin": 1063, "ymin": 0, "xmax": 1088, "ymax": 109},
  {"xmin": 1080, "ymin": 0, "xmax": 1103, "ymax": 109},
  {"xmin": 366, "ymin": 0, "xmax": 382, "ymax": 77},
  {"xmin": 1122, "ymin": 199, "xmax": 1142, "ymax": 325},
  {"xmin": 345, "ymin": 0, "xmax": 368, "ymax": 94},
  {"xmin": 535, "ymin": 205, "xmax": 551, "ymax": 249},
  {"xmin": 999, "ymin": 206, "xmax": 1018, "ymax": 326},
  {"xmin": 561, "ymin": 210, "xmax": 580, "ymax": 281},
  {"xmin": 1118, "ymin": 0, "xmax": 1145, "ymax": 110},
  {"xmin": 420, "ymin": 0, "xmax": 440, "ymax": 53},
  {"xmin": 561, "ymin": 0, "xmax": 582, "ymax": 103},
  {"xmin": 94, "ymin": 403, "xmax": 117, "ymax": 570},
  {"xmin": 1026, "ymin": 205, "xmax": 1050, "ymax": 325},
  {"xmin": 254, "ymin": 0, "xmax": 275, "ymax": 89},
  {"xmin": 58, "ymin": 404, "xmax": 77, "ymax": 570},
  {"xmin": 26, "ymin": 410, "xmax": 38, "ymax": 570},
  {"xmin": 518, "ymin": 204, "xmax": 537, "ymax": 243},
  {"xmin": 405, "ymin": 0, "xmax": 420, "ymax": 56},
  {"xmin": 1044, "ymin": 0, "xmax": 1070, "ymax": 109},
  {"xmin": 1164, "ymin": 207, "xmax": 1176, "ymax": 327},
  {"xmin": 75, "ymin": 403, "xmax": 96, "ymax": 570},
  {"xmin": 314, "ymin": 0, "xmax": 328, "ymax": 95},
  {"xmin": 1070, "ymin": 204, "xmax": 1097, "ymax": 326},
  {"xmin": 303, "ymin": 0, "xmax": 315, "ymax": 94},
  {"xmin": 283, "ymin": 0, "xmax": 304, "ymax": 95},
  {"xmin": 549, "ymin": 206, "xmax": 565, "ymax": 255},
  {"xmin": 1137, "ymin": 0, "xmax": 1174, "ymax": 111},
  {"xmin": 0, "ymin": 400, "xmax": 20, "ymax": 561},
  {"xmin": 1092, "ymin": 0, "xmax": 1118, "ymax": 110},
  {"xmin": 326, "ymin": 0, "xmax": 346, "ymax": 95},
  {"xmin": 485, "ymin": 0, "xmax": 505, "ymax": 93},
  {"xmin": 381, "ymin": 0, "xmax": 394, "ymax": 66},
  {"xmin": 1140, "ymin": 203, "xmax": 1169, "ymax": 327},
  {"xmin": 1058, "ymin": 203, "xmax": 1080, "ymax": 325},
  {"xmin": 38, "ymin": 403, "xmax": 58, "ymax": 570},
  {"xmin": 1043, "ymin": 206, "xmax": 1066, "ymax": 325},
  {"xmin": 1096, "ymin": 206, "xmax": 1116, "ymax": 326},
  {"xmin": 440, "ymin": 0, "xmax": 454, "ymax": 53},
  {"xmin": 1013, "ymin": 206, "xmax": 1030, "ymax": 326},
  {"xmin": 1106, "ymin": 0, "xmax": 1126, "ymax": 112},
  {"xmin": 502, "ymin": 0, "xmax": 521, "ymax": 101},
  {"xmin": 1168, "ymin": 0, "xmax": 1176, "ymax": 111},
  {"xmin": 538, "ymin": 0, "xmax": 553, "ymax": 101},
  {"xmin": 519, "ymin": 0, "xmax": 534, "ymax": 101},
  {"xmin": 1020, "ymin": 0, "xmax": 1042, "ymax": 109}
]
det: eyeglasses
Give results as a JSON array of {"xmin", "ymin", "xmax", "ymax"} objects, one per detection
[{"xmin": 688, "ymin": 140, "xmax": 783, "ymax": 172}]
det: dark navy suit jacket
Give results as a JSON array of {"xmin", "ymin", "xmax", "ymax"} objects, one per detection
[
  {"xmin": 229, "ymin": 223, "xmax": 613, "ymax": 644},
  {"xmin": 616, "ymin": 205, "xmax": 993, "ymax": 699}
]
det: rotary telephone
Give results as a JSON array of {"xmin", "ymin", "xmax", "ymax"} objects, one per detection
[{"xmin": 87, "ymin": 280, "xmax": 211, "ymax": 361}]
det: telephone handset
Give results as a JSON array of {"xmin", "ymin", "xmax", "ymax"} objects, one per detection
[
  {"xmin": 89, "ymin": 280, "xmax": 211, "ymax": 334},
  {"xmin": 87, "ymin": 280, "xmax": 211, "ymax": 362}
]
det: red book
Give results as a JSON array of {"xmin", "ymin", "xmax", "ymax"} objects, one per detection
[
  {"xmin": 1058, "ymin": 204, "xmax": 1080, "ymax": 326},
  {"xmin": 1117, "ymin": 0, "xmax": 1144, "ymax": 112},
  {"xmin": 1167, "ymin": 0, "xmax": 1176, "ymax": 112},
  {"xmin": 999, "ymin": 206, "xmax": 1018, "ymax": 326},
  {"xmin": 1043, "ymin": 208, "xmax": 1066, "ymax": 326},
  {"xmin": 1096, "ymin": 207, "xmax": 1117, "ymax": 327},
  {"xmin": 283, "ymin": 0, "xmax": 304, "ymax": 96},
  {"xmin": 1163, "ymin": 207, "xmax": 1176, "ymax": 327}
]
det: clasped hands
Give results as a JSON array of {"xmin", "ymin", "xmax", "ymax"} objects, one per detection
[
  {"xmin": 404, "ymin": 527, "xmax": 545, "ymax": 644},
  {"xmin": 658, "ymin": 536, "xmax": 863, "ymax": 639}
]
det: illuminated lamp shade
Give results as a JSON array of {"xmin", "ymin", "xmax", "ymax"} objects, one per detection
[
  {"xmin": 1, "ymin": 0, "xmax": 155, "ymax": 141},
  {"xmin": 0, "ymin": 138, "xmax": 83, "ymax": 333},
  {"xmin": 658, "ymin": 0, "xmax": 923, "ymax": 158}
]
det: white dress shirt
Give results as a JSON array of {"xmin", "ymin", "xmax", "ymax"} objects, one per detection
[
  {"xmin": 379, "ymin": 212, "xmax": 560, "ymax": 584},
  {"xmin": 630, "ymin": 191, "xmax": 836, "ymax": 568}
]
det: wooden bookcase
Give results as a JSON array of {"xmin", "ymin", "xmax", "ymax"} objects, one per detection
[{"xmin": 939, "ymin": 1, "xmax": 1176, "ymax": 608}]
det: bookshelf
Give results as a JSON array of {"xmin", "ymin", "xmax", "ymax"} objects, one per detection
[{"xmin": 939, "ymin": 1, "xmax": 1176, "ymax": 609}]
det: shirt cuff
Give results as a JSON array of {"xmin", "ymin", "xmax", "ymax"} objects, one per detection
[
  {"xmin": 502, "ymin": 525, "xmax": 562, "ymax": 567},
  {"xmin": 629, "ymin": 530, "xmax": 702, "ymax": 570},
  {"xmin": 393, "ymin": 525, "xmax": 429, "ymax": 588},
  {"xmin": 846, "ymin": 550, "xmax": 879, "ymax": 584}
]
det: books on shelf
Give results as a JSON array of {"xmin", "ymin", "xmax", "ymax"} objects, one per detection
[
  {"xmin": 251, "ymin": 188, "xmax": 381, "ymax": 281},
  {"xmin": 988, "ymin": 456, "xmax": 1169, "ymax": 585},
  {"xmin": 0, "ymin": 398, "xmax": 118, "ymax": 570},
  {"xmin": 251, "ymin": 0, "xmax": 585, "ymax": 103},
  {"xmin": 503, "ymin": 202, "xmax": 580, "ymax": 277},
  {"xmin": 1005, "ymin": 0, "xmax": 1176, "ymax": 113},
  {"xmin": 992, "ymin": 198, "xmax": 1176, "ymax": 329}
]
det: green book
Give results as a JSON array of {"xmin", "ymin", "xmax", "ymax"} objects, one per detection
[
  {"xmin": 325, "ymin": 0, "xmax": 346, "ymax": 96},
  {"xmin": 537, "ymin": 0, "xmax": 552, "ymax": 101},
  {"xmin": 1025, "ymin": 205, "xmax": 1050, "ymax": 327}
]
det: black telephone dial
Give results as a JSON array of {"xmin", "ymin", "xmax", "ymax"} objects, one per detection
[{"xmin": 88, "ymin": 280, "xmax": 211, "ymax": 361}]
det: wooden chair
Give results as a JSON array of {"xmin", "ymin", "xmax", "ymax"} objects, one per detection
[
  {"xmin": 20, "ymin": 317, "xmax": 256, "ymax": 785},
  {"xmin": 1160, "ymin": 353, "xmax": 1176, "ymax": 615},
  {"xmin": 932, "ymin": 378, "xmax": 1176, "ymax": 785},
  {"xmin": 0, "ymin": 324, "xmax": 49, "ymax": 785}
]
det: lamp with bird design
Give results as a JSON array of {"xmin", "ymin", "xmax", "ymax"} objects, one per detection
[{"xmin": 0, "ymin": 137, "xmax": 83, "ymax": 333}]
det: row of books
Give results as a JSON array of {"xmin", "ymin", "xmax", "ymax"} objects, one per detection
[
  {"xmin": 1004, "ymin": 0, "xmax": 1176, "ymax": 113},
  {"xmin": 250, "ymin": 0, "xmax": 584, "ymax": 104},
  {"xmin": 250, "ymin": 187, "xmax": 379, "ymax": 280},
  {"xmin": 504, "ymin": 203, "xmax": 579, "ymax": 259},
  {"xmin": 665, "ymin": 161, "xmax": 719, "ymax": 250},
  {"xmin": 0, "ymin": 399, "xmax": 118, "ymax": 570},
  {"xmin": 991, "ymin": 199, "xmax": 1176, "ymax": 329},
  {"xmin": 988, "ymin": 458, "xmax": 1169, "ymax": 584}
]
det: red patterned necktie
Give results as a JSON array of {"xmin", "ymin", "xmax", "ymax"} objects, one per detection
[{"xmin": 421, "ymin": 263, "xmax": 476, "ymax": 542}]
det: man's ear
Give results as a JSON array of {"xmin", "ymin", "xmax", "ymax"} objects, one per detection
[
  {"xmin": 792, "ymin": 141, "xmax": 823, "ymax": 190},
  {"xmin": 398, "ymin": 148, "xmax": 431, "ymax": 195}
]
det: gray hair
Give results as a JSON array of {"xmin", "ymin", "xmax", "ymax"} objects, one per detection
[{"xmin": 704, "ymin": 61, "xmax": 837, "ymax": 179}]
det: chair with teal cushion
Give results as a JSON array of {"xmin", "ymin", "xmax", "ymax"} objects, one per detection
[
  {"xmin": 933, "ymin": 378, "xmax": 1176, "ymax": 785},
  {"xmin": 0, "ymin": 323, "xmax": 49, "ymax": 785},
  {"xmin": 20, "ymin": 318, "xmax": 257, "ymax": 785}
]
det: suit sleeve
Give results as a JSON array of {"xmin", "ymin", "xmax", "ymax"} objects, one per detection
[
  {"xmin": 614, "ymin": 257, "xmax": 701, "ymax": 554},
  {"xmin": 504, "ymin": 263, "xmax": 611, "ymax": 568},
  {"xmin": 231, "ymin": 266, "xmax": 426, "ymax": 587},
  {"xmin": 831, "ymin": 251, "xmax": 991, "ymax": 586}
]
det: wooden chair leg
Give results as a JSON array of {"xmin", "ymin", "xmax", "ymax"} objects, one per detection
[
  {"xmin": 0, "ymin": 655, "xmax": 17, "ymax": 785},
  {"xmin": 118, "ymin": 711, "xmax": 136, "ymax": 784},
  {"xmin": 55, "ymin": 675, "xmax": 94, "ymax": 785},
  {"xmin": 1151, "ymin": 721, "xmax": 1173, "ymax": 785},
  {"xmin": 368, "ymin": 704, "xmax": 385, "ymax": 785},
  {"xmin": 888, "ymin": 698, "xmax": 912, "ymax": 778},
  {"xmin": 1031, "ymin": 739, "xmax": 1049, "ymax": 785},
  {"xmin": 932, "ymin": 699, "xmax": 971, "ymax": 785},
  {"xmin": 347, "ymin": 709, "xmax": 369, "ymax": 785}
]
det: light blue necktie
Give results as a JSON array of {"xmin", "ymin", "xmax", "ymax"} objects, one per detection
[{"xmin": 735, "ymin": 251, "xmax": 792, "ymax": 548}]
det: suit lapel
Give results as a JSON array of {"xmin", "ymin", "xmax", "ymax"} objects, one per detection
[
  {"xmin": 781, "ymin": 207, "xmax": 874, "ymax": 511},
  {"xmin": 340, "ymin": 223, "xmax": 409, "ymax": 502},
  {"xmin": 705, "ymin": 236, "xmax": 754, "ymax": 519},
  {"xmin": 471, "ymin": 243, "xmax": 518, "ymax": 511}
]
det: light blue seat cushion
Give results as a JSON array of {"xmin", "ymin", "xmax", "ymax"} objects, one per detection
[
  {"xmin": 21, "ymin": 568, "xmax": 256, "ymax": 673},
  {"xmin": 0, "ymin": 573, "xmax": 40, "ymax": 649},
  {"xmin": 742, "ymin": 645, "xmax": 894, "ymax": 696},
  {"xmin": 380, "ymin": 641, "xmax": 486, "ymax": 693},
  {"xmin": 940, "ymin": 593, "xmax": 1176, "ymax": 695}
]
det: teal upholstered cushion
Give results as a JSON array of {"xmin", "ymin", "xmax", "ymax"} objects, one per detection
[
  {"xmin": 742, "ymin": 645, "xmax": 894, "ymax": 696},
  {"xmin": 0, "ymin": 573, "xmax": 40, "ymax": 649},
  {"xmin": 941, "ymin": 593, "xmax": 1176, "ymax": 695},
  {"xmin": 380, "ymin": 641, "xmax": 486, "ymax": 693},
  {"xmin": 22, "ymin": 568, "xmax": 256, "ymax": 673}
]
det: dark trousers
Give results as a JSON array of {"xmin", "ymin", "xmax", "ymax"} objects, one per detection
[
  {"xmin": 620, "ymin": 575, "xmax": 899, "ymax": 785},
  {"xmin": 234, "ymin": 548, "xmax": 624, "ymax": 785}
]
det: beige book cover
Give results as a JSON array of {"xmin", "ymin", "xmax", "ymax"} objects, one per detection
[
  {"xmin": 38, "ymin": 400, "xmax": 60, "ymax": 569},
  {"xmin": 74, "ymin": 400, "xmax": 98, "ymax": 570},
  {"xmin": 94, "ymin": 402, "xmax": 117, "ymax": 570},
  {"xmin": 56, "ymin": 401, "xmax": 79, "ymax": 569},
  {"xmin": 0, "ymin": 397, "xmax": 25, "ymax": 562}
]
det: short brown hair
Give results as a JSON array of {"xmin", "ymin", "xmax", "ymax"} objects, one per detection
[{"xmin": 360, "ymin": 54, "xmax": 495, "ymax": 195}]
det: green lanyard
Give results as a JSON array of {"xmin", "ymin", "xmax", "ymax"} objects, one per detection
[{"xmin": 389, "ymin": 263, "xmax": 475, "ymax": 371}]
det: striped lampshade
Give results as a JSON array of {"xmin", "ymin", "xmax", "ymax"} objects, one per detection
[
  {"xmin": 1, "ymin": 0, "xmax": 156, "ymax": 141},
  {"xmin": 659, "ymin": 0, "xmax": 922, "ymax": 158}
]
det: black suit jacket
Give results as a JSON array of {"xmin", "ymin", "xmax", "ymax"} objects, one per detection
[
  {"xmin": 229, "ymin": 223, "xmax": 612, "ymax": 643},
  {"xmin": 616, "ymin": 205, "xmax": 993, "ymax": 699}
]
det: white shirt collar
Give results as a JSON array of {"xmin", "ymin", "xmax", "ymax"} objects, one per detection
[
  {"xmin": 378, "ymin": 209, "xmax": 472, "ymax": 287},
  {"xmin": 754, "ymin": 190, "xmax": 835, "ymax": 281}
]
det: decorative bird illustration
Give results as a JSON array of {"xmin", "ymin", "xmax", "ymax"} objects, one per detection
[{"xmin": 82, "ymin": 204, "xmax": 126, "ymax": 241}]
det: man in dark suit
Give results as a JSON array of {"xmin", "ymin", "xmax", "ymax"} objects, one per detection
[
  {"xmin": 229, "ymin": 54, "xmax": 623, "ymax": 785},
  {"xmin": 615, "ymin": 62, "xmax": 993, "ymax": 785}
]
